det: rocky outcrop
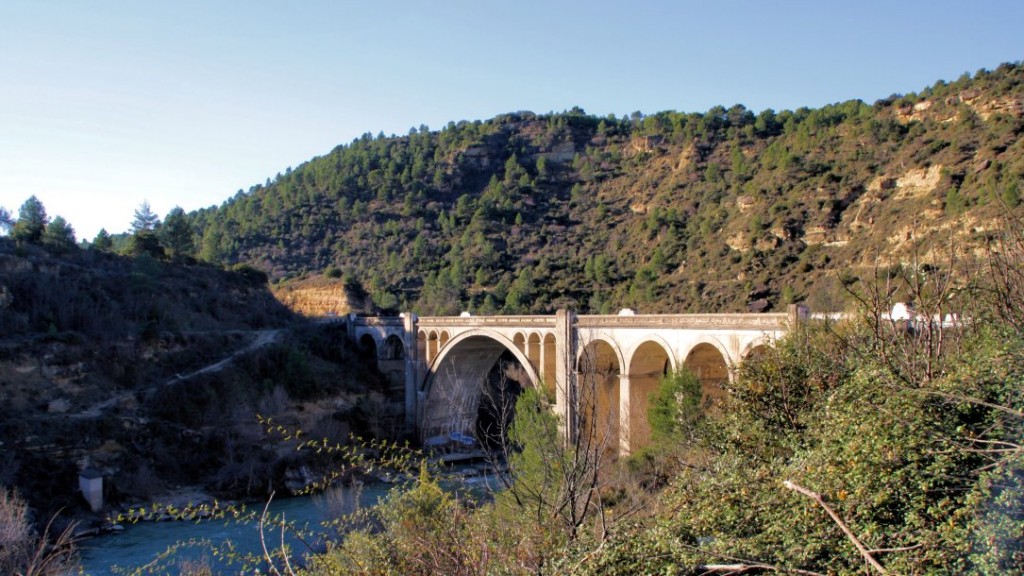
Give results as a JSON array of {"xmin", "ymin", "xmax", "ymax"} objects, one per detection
[
  {"xmin": 272, "ymin": 277, "xmax": 369, "ymax": 317},
  {"xmin": 535, "ymin": 141, "xmax": 578, "ymax": 164},
  {"xmin": 960, "ymin": 90, "xmax": 1024, "ymax": 120},
  {"xmin": 892, "ymin": 165, "xmax": 943, "ymax": 200}
]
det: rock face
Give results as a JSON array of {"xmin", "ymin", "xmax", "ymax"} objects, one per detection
[
  {"xmin": 536, "ymin": 141, "xmax": 578, "ymax": 163},
  {"xmin": 960, "ymin": 91, "xmax": 1024, "ymax": 120},
  {"xmin": 272, "ymin": 277, "xmax": 369, "ymax": 317},
  {"xmin": 892, "ymin": 165, "xmax": 943, "ymax": 200}
]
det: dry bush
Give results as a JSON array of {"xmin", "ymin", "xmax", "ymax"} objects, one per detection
[
  {"xmin": 0, "ymin": 486, "xmax": 33, "ymax": 572},
  {"xmin": 177, "ymin": 557, "xmax": 214, "ymax": 576},
  {"xmin": 0, "ymin": 486, "xmax": 78, "ymax": 576},
  {"xmin": 981, "ymin": 212, "xmax": 1024, "ymax": 331},
  {"xmin": 313, "ymin": 480, "xmax": 363, "ymax": 521}
]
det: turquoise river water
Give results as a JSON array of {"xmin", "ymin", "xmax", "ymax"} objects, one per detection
[{"xmin": 79, "ymin": 475, "xmax": 499, "ymax": 575}]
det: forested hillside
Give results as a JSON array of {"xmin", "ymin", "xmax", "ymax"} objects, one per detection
[{"xmin": 184, "ymin": 62, "xmax": 1024, "ymax": 315}]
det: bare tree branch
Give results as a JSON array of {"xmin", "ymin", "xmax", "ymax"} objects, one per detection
[
  {"xmin": 258, "ymin": 491, "xmax": 283, "ymax": 576},
  {"xmin": 783, "ymin": 480, "xmax": 888, "ymax": 575}
]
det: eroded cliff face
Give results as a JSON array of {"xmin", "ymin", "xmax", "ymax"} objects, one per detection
[
  {"xmin": 271, "ymin": 276, "xmax": 371, "ymax": 317},
  {"xmin": 894, "ymin": 90, "xmax": 1024, "ymax": 124}
]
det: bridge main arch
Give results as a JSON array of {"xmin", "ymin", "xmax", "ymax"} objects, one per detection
[{"xmin": 419, "ymin": 329, "xmax": 541, "ymax": 441}]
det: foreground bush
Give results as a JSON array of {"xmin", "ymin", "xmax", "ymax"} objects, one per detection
[
  {"xmin": 577, "ymin": 321, "xmax": 1024, "ymax": 575},
  {"xmin": 0, "ymin": 486, "xmax": 77, "ymax": 576}
]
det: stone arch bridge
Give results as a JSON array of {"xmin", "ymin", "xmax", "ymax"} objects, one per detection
[{"xmin": 348, "ymin": 308, "xmax": 805, "ymax": 455}]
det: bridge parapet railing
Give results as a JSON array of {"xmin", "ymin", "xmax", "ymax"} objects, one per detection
[
  {"xmin": 351, "ymin": 317, "xmax": 406, "ymax": 327},
  {"xmin": 360, "ymin": 312, "xmax": 793, "ymax": 331},
  {"xmin": 417, "ymin": 315, "xmax": 558, "ymax": 329},
  {"xmin": 577, "ymin": 313, "xmax": 791, "ymax": 331}
]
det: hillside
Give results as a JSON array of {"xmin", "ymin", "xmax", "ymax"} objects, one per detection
[
  {"xmin": 2, "ymin": 64, "xmax": 1022, "ymax": 575},
  {"xmin": 0, "ymin": 240, "xmax": 394, "ymax": 517},
  {"xmin": 185, "ymin": 63, "xmax": 1024, "ymax": 316}
]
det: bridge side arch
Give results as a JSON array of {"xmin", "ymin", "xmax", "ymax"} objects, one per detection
[
  {"xmin": 576, "ymin": 338, "xmax": 625, "ymax": 457},
  {"xmin": 357, "ymin": 333, "xmax": 378, "ymax": 359},
  {"xmin": 576, "ymin": 336, "xmax": 626, "ymax": 375},
  {"xmin": 619, "ymin": 338, "xmax": 675, "ymax": 454},
  {"xmin": 683, "ymin": 339, "xmax": 732, "ymax": 404},
  {"xmin": 418, "ymin": 329, "xmax": 444, "ymax": 365},
  {"xmin": 513, "ymin": 332, "xmax": 527, "ymax": 355},
  {"xmin": 381, "ymin": 334, "xmax": 405, "ymax": 360},
  {"xmin": 741, "ymin": 337, "xmax": 772, "ymax": 360},
  {"xmin": 420, "ymin": 329, "xmax": 542, "ymax": 440},
  {"xmin": 541, "ymin": 333, "xmax": 556, "ymax": 396}
]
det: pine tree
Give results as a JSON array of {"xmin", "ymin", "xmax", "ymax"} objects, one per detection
[
  {"xmin": 91, "ymin": 228, "xmax": 113, "ymax": 251},
  {"xmin": 42, "ymin": 216, "xmax": 76, "ymax": 252},
  {"xmin": 160, "ymin": 207, "xmax": 194, "ymax": 259},
  {"xmin": 128, "ymin": 201, "xmax": 164, "ymax": 258},
  {"xmin": 12, "ymin": 196, "xmax": 48, "ymax": 244},
  {"xmin": 130, "ymin": 201, "xmax": 160, "ymax": 233}
]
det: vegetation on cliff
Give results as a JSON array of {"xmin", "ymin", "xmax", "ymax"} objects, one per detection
[
  {"xmin": 11, "ymin": 64, "xmax": 1019, "ymax": 317},
  {"xmin": 161, "ymin": 62, "xmax": 1024, "ymax": 315}
]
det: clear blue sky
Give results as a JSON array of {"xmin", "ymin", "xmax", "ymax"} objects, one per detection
[{"xmin": 1, "ymin": 0, "xmax": 1021, "ymax": 240}]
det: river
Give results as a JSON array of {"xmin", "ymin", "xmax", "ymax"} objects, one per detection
[{"xmin": 79, "ymin": 475, "xmax": 500, "ymax": 575}]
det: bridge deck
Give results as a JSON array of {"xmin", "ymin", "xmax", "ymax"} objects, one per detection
[
  {"xmin": 411, "ymin": 312, "xmax": 790, "ymax": 331},
  {"xmin": 416, "ymin": 315, "xmax": 557, "ymax": 328}
]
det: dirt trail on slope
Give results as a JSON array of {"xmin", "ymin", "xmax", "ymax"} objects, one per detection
[{"xmin": 71, "ymin": 329, "xmax": 283, "ymax": 419}]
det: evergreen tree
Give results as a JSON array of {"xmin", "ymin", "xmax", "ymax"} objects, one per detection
[
  {"xmin": 130, "ymin": 200, "xmax": 160, "ymax": 233},
  {"xmin": 503, "ymin": 267, "xmax": 534, "ymax": 313},
  {"xmin": 91, "ymin": 228, "xmax": 113, "ymax": 251},
  {"xmin": 647, "ymin": 368, "xmax": 703, "ymax": 446},
  {"xmin": 128, "ymin": 201, "xmax": 164, "ymax": 258},
  {"xmin": 161, "ymin": 206, "xmax": 194, "ymax": 259},
  {"xmin": 199, "ymin": 225, "xmax": 223, "ymax": 264},
  {"xmin": 42, "ymin": 216, "xmax": 76, "ymax": 252},
  {"xmin": 12, "ymin": 195, "xmax": 48, "ymax": 244},
  {"xmin": 1002, "ymin": 181, "xmax": 1021, "ymax": 208},
  {"xmin": 129, "ymin": 232, "xmax": 165, "ymax": 258}
]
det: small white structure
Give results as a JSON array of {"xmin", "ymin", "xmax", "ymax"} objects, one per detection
[
  {"xmin": 79, "ymin": 469, "xmax": 103, "ymax": 512},
  {"xmin": 890, "ymin": 302, "xmax": 914, "ymax": 321}
]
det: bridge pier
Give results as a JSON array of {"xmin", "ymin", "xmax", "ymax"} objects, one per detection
[
  {"xmin": 618, "ymin": 374, "xmax": 633, "ymax": 456},
  {"xmin": 403, "ymin": 313, "xmax": 418, "ymax": 434},
  {"xmin": 554, "ymin": 309, "xmax": 577, "ymax": 443}
]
